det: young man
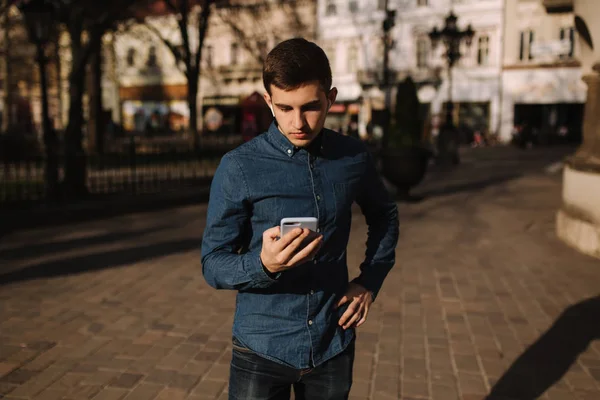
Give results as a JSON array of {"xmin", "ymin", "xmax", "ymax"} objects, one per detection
[{"xmin": 201, "ymin": 38, "xmax": 399, "ymax": 400}]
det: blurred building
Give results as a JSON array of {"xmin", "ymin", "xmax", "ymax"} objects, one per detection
[
  {"xmin": 0, "ymin": 6, "xmax": 62, "ymax": 138},
  {"xmin": 500, "ymin": 0, "xmax": 586, "ymax": 143},
  {"xmin": 107, "ymin": 0, "xmax": 316, "ymax": 137},
  {"xmin": 318, "ymin": 0, "xmax": 504, "ymax": 143},
  {"xmin": 395, "ymin": 0, "xmax": 504, "ymax": 145},
  {"xmin": 317, "ymin": 0, "xmax": 386, "ymax": 136}
]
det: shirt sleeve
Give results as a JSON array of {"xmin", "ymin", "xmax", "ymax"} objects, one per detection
[
  {"xmin": 352, "ymin": 150, "xmax": 399, "ymax": 299},
  {"xmin": 201, "ymin": 153, "xmax": 279, "ymax": 290}
]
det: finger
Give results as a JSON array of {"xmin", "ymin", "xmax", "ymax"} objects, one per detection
[
  {"xmin": 338, "ymin": 299, "xmax": 359, "ymax": 326},
  {"xmin": 285, "ymin": 234, "xmax": 323, "ymax": 266},
  {"xmin": 274, "ymin": 228, "xmax": 305, "ymax": 252},
  {"xmin": 355, "ymin": 303, "xmax": 369, "ymax": 327},
  {"xmin": 307, "ymin": 239, "xmax": 323, "ymax": 260},
  {"xmin": 343, "ymin": 308, "xmax": 362, "ymax": 330},
  {"xmin": 335, "ymin": 295, "xmax": 349, "ymax": 309}
]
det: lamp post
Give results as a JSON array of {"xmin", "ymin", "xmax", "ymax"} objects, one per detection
[
  {"xmin": 428, "ymin": 11, "xmax": 474, "ymax": 164},
  {"xmin": 19, "ymin": 0, "xmax": 58, "ymax": 199},
  {"xmin": 381, "ymin": 0, "xmax": 396, "ymax": 143}
]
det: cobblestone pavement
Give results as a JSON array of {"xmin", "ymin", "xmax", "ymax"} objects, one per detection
[{"xmin": 0, "ymin": 147, "xmax": 598, "ymax": 400}]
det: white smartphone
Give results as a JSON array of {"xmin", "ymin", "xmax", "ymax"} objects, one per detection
[{"xmin": 280, "ymin": 217, "xmax": 320, "ymax": 249}]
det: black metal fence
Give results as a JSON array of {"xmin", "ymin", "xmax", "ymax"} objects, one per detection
[{"xmin": 0, "ymin": 134, "xmax": 243, "ymax": 208}]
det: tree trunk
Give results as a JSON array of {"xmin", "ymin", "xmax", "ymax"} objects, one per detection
[
  {"xmin": 88, "ymin": 44, "xmax": 104, "ymax": 155},
  {"xmin": 187, "ymin": 71, "xmax": 199, "ymax": 149},
  {"xmin": 2, "ymin": 6, "xmax": 11, "ymax": 131},
  {"xmin": 64, "ymin": 54, "xmax": 88, "ymax": 198}
]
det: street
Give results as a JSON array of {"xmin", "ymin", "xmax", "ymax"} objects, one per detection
[{"xmin": 0, "ymin": 146, "xmax": 598, "ymax": 400}]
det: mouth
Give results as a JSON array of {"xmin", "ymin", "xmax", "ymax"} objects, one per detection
[{"xmin": 290, "ymin": 132, "xmax": 311, "ymax": 139}]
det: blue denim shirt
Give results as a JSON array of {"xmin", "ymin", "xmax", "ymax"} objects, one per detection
[{"xmin": 201, "ymin": 122, "xmax": 399, "ymax": 369}]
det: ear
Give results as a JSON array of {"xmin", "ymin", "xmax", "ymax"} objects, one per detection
[
  {"xmin": 327, "ymin": 88, "xmax": 338, "ymax": 110},
  {"xmin": 263, "ymin": 92, "xmax": 275, "ymax": 116}
]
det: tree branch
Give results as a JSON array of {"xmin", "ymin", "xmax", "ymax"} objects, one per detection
[
  {"xmin": 143, "ymin": 20, "xmax": 187, "ymax": 74},
  {"xmin": 193, "ymin": 0, "xmax": 212, "ymax": 72}
]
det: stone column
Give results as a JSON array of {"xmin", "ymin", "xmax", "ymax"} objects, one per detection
[{"xmin": 556, "ymin": 0, "xmax": 600, "ymax": 258}]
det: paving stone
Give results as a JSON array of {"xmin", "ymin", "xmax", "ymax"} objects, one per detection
[{"xmin": 1, "ymin": 148, "xmax": 599, "ymax": 400}]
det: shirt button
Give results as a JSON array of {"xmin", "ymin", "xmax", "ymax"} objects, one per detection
[
  {"xmin": 310, "ymin": 290, "xmax": 314, "ymax": 295},
  {"xmin": 316, "ymin": 228, "xmax": 321, "ymax": 233},
  {"xmin": 308, "ymin": 320, "xmax": 313, "ymax": 325},
  {"xmin": 313, "ymin": 259, "xmax": 317, "ymax": 264},
  {"xmin": 287, "ymin": 149, "xmax": 292, "ymax": 154}
]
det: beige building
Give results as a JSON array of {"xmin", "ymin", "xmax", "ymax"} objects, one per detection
[
  {"xmin": 500, "ymin": 0, "xmax": 586, "ymax": 143},
  {"xmin": 107, "ymin": 0, "xmax": 316, "ymax": 137}
]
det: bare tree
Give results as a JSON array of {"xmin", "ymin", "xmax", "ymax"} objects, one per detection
[
  {"xmin": 142, "ymin": 0, "xmax": 213, "ymax": 149},
  {"xmin": 141, "ymin": 0, "xmax": 312, "ymax": 146},
  {"xmin": 217, "ymin": 0, "xmax": 312, "ymax": 65},
  {"xmin": 48, "ymin": 0, "xmax": 150, "ymax": 197}
]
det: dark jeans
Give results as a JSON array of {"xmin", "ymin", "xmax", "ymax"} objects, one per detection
[{"xmin": 229, "ymin": 338, "xmax": 355, "ymax": 400}]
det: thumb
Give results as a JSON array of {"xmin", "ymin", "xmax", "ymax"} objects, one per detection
[
  {"xmin": 335, "ymin": 295, "xmax": 348, "ymax": 309},
  {"xmin": 263, "ymin": 226, "xmax": 281, "ymax": 240}
]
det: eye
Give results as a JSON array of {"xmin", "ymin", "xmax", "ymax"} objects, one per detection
[
  {"xmin": 303, "ymin": 104, "xmax": 321, "ymax": 112},
  {"xmin": 278, "ymin": 107, "xmax": 292, "ymax": 113}
]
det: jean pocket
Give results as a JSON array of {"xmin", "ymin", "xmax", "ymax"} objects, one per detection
[{"xmin": 232, "ymin": 336, "xmax": 253, "ymax": 354}]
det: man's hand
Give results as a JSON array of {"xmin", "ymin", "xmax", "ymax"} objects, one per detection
[
  {"xmin": 260, "ymin": 226, "xmax": 323, "ymax": 274},
  {"xmin": 336, "ymin": 282, "xmax": 373, "ymax": 330}
]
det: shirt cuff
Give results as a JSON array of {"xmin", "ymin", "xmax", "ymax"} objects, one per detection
[
  {"xmin": 351, "ymin": 275, "xmax": 380, "ymax": 300},
  {"xmin": 246, "ymin": 254, "xmax": 281, "ymax": 287}
]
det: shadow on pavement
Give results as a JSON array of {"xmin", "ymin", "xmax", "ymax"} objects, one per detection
[
  {"xmin": 0, "ymin": 187, "xmax": 210, "ymax": 240},
  {"xmin": 407, "ymin": 173, "xmax": 522, "ymax": 202},
  {"xmin": 486, "ymin": 296, "xmax": 600, "ymax": 400},
  {"xmin": 0, "ymin": 238, "xmax": 201, "ymax": 286},
  {"xmin": 0, "ymin": 224, "xmax": 177, "ymax": 261}
]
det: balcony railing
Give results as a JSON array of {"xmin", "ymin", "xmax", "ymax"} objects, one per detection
[
  {"xmin": 357, "ymin": 68, "xmax": 441, "ymax": 87},
  {"xmin": 543, "ymin": 0, "xmax": 573, "ymax": 13}
]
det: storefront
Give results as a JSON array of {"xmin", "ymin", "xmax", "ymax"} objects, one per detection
[
  {"xmin": 500, "ymin": 67, "xmax": 587, "ymax": 142},
  {"xmin": 119, "ymin": 84, "xmax": 189, "ymax": 135},
  {"xmin": 202, "ymin": 96, "xmax": 241, "ymax": 136},
  {"xmin": 324, "ymin": 101, "xmax": 361, "ymax": 135}
]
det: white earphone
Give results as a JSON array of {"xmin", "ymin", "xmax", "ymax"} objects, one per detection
[{"xmin": 269, "ymin": 104, "xmax": 275, "ymax": 116}]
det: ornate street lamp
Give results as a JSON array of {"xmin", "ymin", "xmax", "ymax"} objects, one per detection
[
  {"xmin": 428, "ymin": 11, "xmax": 474, "ymax": 163},
  {"xmin": 19, "ymin": 0, "xmax": 59, "ymax": 199}
]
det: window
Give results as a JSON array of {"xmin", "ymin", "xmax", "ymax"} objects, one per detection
[
  {"xmin": 146, "ymin": 46, "xmax": 157, "ymax": 67},
  {"xmin": 519, "ymin": 30, "xmax": 534, "ymax": 61},
  {"xmin": 324, "ymin": 45, "xmax": 336, "ymax": 73},
  {"xmin": 126, "ymin": 48, "xmax": 135, "ymax": 67},
  {"xmin": 326, "ymin": 0, "xmax": 336, "ymax": 15},
  {"xmin": 417, "ymin": 0, "xmax": 428, "ymax": 6},
  {"xmin": 231, "ymin": 43, "xmax": 239, "ymax": 65},
  {"xmin": 347, "ymin": 44, "xmax": 358, "ymax": 73},
  {"xmin": 416, "ymin": 36, "xmax": 429, "ymax": 68},
  {"xmin": 477, "ymin": 35, "xmax": 489, "ymax": 65},
  {"xmin": 559, "ymin": 27, "xmax": 575, "ymax": 58},
  {"xmin": 349, "ymin": 0, "xmax": 358, "ymax": 13},
  {"xmin": 205, "ymin": 45, "xmax": 213, "ymax": 68}
]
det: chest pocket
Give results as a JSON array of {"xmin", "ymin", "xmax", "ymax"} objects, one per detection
[{"xmin": 333, "ymin": 178, "xmax": 361, "ymax": 222}]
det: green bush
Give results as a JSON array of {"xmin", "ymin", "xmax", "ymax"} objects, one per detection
[{"xmin": 386, "ymin": 76, "xmax": 424, "ymax": 149}]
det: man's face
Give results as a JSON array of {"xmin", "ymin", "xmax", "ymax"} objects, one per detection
[{"xmin": 264, "ymin": 81, "xmax": 337, "ymax": 148}]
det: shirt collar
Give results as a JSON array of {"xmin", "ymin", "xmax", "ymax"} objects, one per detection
[{"xmin": 266, "ymin": 121, "xmax": 329, "ymax": 158}]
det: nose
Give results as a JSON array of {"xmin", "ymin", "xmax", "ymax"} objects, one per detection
[{"xmin": 292, "ymin": 110, "xmax": 305, "ymax": 130}]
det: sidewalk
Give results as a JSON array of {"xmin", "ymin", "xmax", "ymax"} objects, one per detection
[{"xmin": 1, "ymin": 146, "xmax": 598, "ymax": 400}]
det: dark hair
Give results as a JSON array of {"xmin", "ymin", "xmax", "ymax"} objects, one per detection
[{"xmin": 263, "ymin": 38, "xmax": 332, "ymax": 95}]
